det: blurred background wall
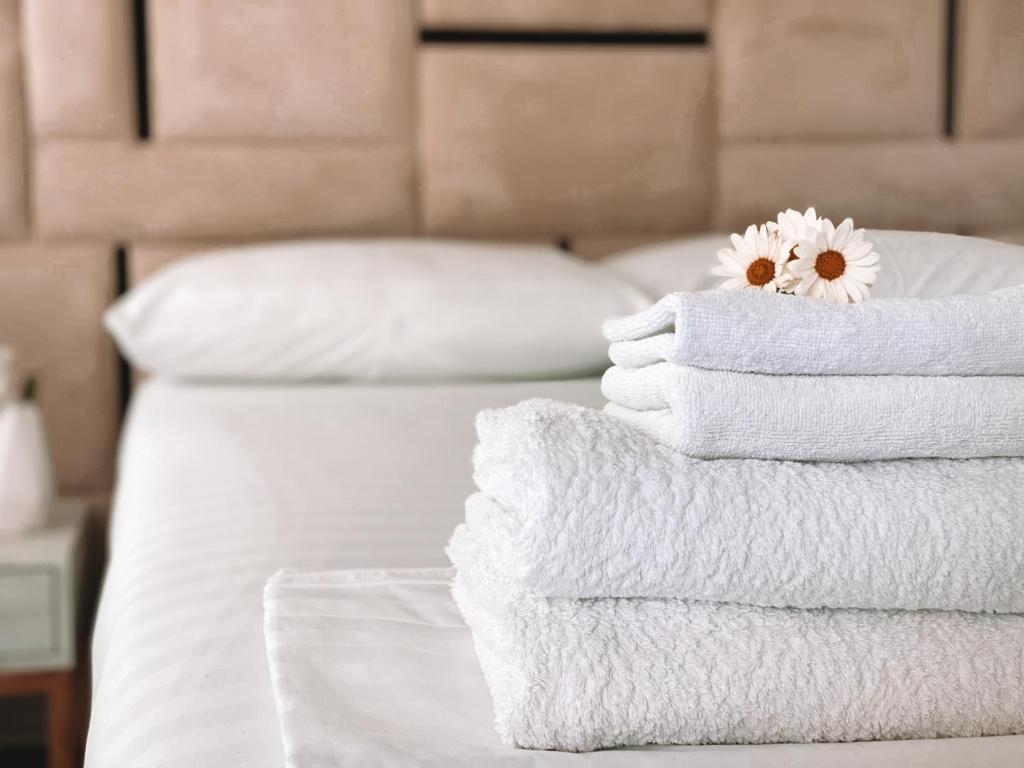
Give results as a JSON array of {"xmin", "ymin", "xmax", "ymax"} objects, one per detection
[{"xmin": 0, "ymin": 0, "xmax": 1023, "ymax": 509}]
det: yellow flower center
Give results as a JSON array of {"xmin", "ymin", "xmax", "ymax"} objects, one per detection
[
  {"xmin": 745, "ymin": 258, "xmax": 777, "ymax": 286},
  {"xmin": 814, "ymin": 249, "xmax": 846, "ymax": 280}
]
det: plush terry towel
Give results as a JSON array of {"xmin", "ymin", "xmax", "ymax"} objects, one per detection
[
  {"xmin": 600, "ymin": 364, "xmax": 1024, "ymax": 461},
  {"xmin": 448, "ymin": 521, "xmax": 1024, "ymax": 752},
  {"xmin": 472, "ymin": 399, "xmax": 1024, "ymax": 612},
  {"xmin": 603, "ymin": 286, "xmax": 1024, "ymax": 375}
]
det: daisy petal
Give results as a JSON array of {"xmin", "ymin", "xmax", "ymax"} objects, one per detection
[
  {"xmin": 845, "ymin": 242, "xmax": 874, "ymax": 261},
  {"xmin": 719, "ymin": 276, "xmax": 745, "ymax": 290},
  {"xmin": 793, "ymin": 241, "xmax": 818, "ymax": 260},
  {"xmin": 832, "ymin": 218, "xmax": 854, "ymax": 250},
  {"xmin": 848, "ymin": 250, "xmax": 880, "ymax": 267},
  {"xmin": 842, "ymin": 276, "xmax": 866, "ymax": 303},
  {"xmin": 795, "ymin": 274, "xmax": 817, "ymax": 296},
  {"xmin": 846, "ymin": 265, "xmax": 879, "ymax": 283},
  {"xmin": 716, "ymin": 247, "xmax": 745, "ymax": 272}
]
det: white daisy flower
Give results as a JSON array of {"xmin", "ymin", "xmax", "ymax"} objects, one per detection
[
  {"xmin": 789, "ymin": 217, "xmax": 881, "ymax": 303},
  {"xmin": 769, "ymin": 207, "xmax": 823, "ymax": 289},
  {"xmin": 769, "ymin": 207, "xmax": 822, "ymax": 258},
  {"xmin": 712, "ymin": 224, "xmax": 788, "ymax": 293}
]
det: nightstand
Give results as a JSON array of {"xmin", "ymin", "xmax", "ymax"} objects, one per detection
[{"xmin": 0, "ymin": 499, "xmax": 86, "ymax": 768}]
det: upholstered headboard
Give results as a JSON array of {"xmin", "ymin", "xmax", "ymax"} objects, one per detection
[{"xmin": 2, "ymin": 0, "xmax": 1024, "ymax": 494}]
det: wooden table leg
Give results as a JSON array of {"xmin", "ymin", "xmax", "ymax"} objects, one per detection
[{"xmin": 46, "ymin": 672, "xmax": 77, "ymax": 768}]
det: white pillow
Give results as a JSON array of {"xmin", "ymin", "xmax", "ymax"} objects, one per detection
[
  {"xmin": 596, "ymin": 234, "xmax": 728, "ymax": 299},
  {"xmin": 865, "ymin": 230, "xmax": 1024, "ymax": 298},
  {"xmin": 598, "ymin": 230, "xmax": 1024, "ymax": 300},
  {"xmin": 105, "ymin": 239, "xmax": 650, "ymax": 381}
]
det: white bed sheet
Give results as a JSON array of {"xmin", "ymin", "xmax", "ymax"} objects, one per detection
[
  {"xmin": 86, "ymin": 379, "xmax": 1024, "ymax": 768},
  {"xmin": 265, "ymin": 568, "xmax": 1024, "ymax": 768},
  {"xmin": 86, "ymin": 378, "xmax": 604, "ymax": 768}
]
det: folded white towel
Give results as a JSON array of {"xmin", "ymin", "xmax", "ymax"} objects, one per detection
[
  {"xmin": 601, "ymin": 364, "xmax": 1024, "ymax": 461},
  {"xmin": 448, "ymin": 520, "xmax": 1024, "ymax": 752},
  {"xmin": 472, "ymin": 399, "xmax": 1024, "ymax": 611},
  {"xmin": 603, "ymin": 287, "xmax": 1024, "ymax": 375},
  {"xmin": 601, "ymin": 362, "xmax": 675, "ymax": 410},
  {"xmin": 607, "ymin": 332, "xmax": 675, "ymax": 369}
]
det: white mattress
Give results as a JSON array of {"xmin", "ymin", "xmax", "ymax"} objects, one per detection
[
  {"xmin": 86, "ymin": 379, "xmax": 1024, "ymax": 767},
  {"xmin": 86, "ymin": 378, "xmax": 604, "ymax": 768}
]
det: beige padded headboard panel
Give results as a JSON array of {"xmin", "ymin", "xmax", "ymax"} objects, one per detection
[
  {"xmin": 36, "ymin": 142, "xmax": 415, "ymax": 240},
  {"xmin": 0, "ymin": 245, "xmax": 118, "ymax": 490},
  {"xmin": 149, "ymin": 1, "xmax": 415, "ymax": 141},
  {"xmin": 2, "ymin": 0, "xmax": 1024, "ymax": 495},
  {"xmin": 21, "ymin": 0, "xmax": 136, "ymax": 138},
  {"xmin": 957, "ymin": 0, "xmax": 1024, "ymax": 137},
  {"xmin": 716, "ymin": 1, "xmax": 945, "ymax": 140},
  {"xmin": 0, "ymin": 0, "xmax": 25, "ymax": 236},
  {"xmin": 419, "ymin": 46, "xmax": 711, "ymax": 236}
]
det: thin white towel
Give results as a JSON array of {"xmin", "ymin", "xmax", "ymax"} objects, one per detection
[
  {"xmin": 448, "ymin": 521, "xmax": 1024, "ymax": 752},
  {"xmin": 601, "ymin": 365, "xmax": 1024, "ymax": 461},
  {"xmin": 603, "ymin": 286, "xmax": 1024, "ymax": 375},
  {"xmin": 607, "ymin": 332, "xmax": 675, "ymax": 369},
  {"xmin": 601, "ymin": 362, "xmax": 675, "ymax": 410},
  {"xmin": 472, "ymin": 399, "xmax": 1024, "ymax": 611}
]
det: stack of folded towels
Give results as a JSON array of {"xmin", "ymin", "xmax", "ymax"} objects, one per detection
[{"xmin": 447, "ymin": 286, "xmax": 1024, "ymax": 753}]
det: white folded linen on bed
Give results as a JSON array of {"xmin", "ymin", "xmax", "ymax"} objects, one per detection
[
  {"xmin": 600, "ymin": 365, "xmax": 1024, "ymax": 461},
  {"xmin": 471, "ymin": 399, "xmax": 1024, "ymax": 611},
  {"xmin": 448, "ymin": 520, "xmax": 1024, "ymax": 753},
  {"xmin": 263, "ymin": 567, "xmax": 1024, "ymax": 767},
  {"xmin": 602, "ymin": 286, "xmax": 1024, "ymax": 375},
  {"xmin": 263, "ymin": 568, "xmax": 487, "ymax": 768}
]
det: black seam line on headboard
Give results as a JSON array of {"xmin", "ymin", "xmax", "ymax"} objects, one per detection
[
  {"xmin": 114, "ymin": 245, "xmax": 132, "ymax": 417},
  {"xmin": 420, "ymin": 29, "xmax": 707, "ymax": 46},
  {"xmin": 131, "ymin": 0, "xmax": 150, "ymax": 140},
  {"xmin": 943, "ymin": 0, "xmax": 958, "ymax": 137}
]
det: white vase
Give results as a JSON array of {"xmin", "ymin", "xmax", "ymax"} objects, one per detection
[{"xmin": 0, "ymin": 400, "xmax": 54, "ymax": 534}]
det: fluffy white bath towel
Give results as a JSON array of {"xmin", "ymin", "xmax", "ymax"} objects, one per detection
[
  {"xmin": 603, "ymin": 286, "xmax": 1024, "ymax": 375},
  {"xmin": 600, "ymin": 364, "xmax": 1024, "ymax": 461},
  {"xmin": 448, "ymin": 520, "xmax": 1024, "ymax": 752},
  {"xmin": 472, "ymin": 399, "xmax": 1024, "ymax": 612}
]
